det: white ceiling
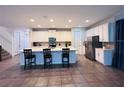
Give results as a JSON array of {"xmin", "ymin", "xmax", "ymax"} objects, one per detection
[{"xmin": 0, "ymin": 5, "xmax": 124, "ymax": 28}]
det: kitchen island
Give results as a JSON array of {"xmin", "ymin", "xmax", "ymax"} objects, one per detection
[{"xmin": 19, "ymin": 47, "xmax": 77, "ymax": 66}]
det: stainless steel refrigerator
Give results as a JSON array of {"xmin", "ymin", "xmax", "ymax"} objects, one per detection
[{"xmin": 85, "ymin": 36, "xmax": 102, "ymax": 60}]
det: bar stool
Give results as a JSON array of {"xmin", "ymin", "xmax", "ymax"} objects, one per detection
[
  {"xmin": 62, "ymin": 48, "xmax": 70, "ymax": 67},
  {"xmin": 43, "ymin": 48, "xmax": 52, "ymax": 68},
  {"xmin": 23, "ymin": 49, "xmax": 36, "ymax": 70}
]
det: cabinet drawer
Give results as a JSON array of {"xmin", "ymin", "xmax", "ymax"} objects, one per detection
[
  {"xmin": 99, "ymin": 51, "xmax": 104, "ymax": 64},
  {"xmin": 95, "ymin": 49, "xmax": 104, "ymax": 64}
]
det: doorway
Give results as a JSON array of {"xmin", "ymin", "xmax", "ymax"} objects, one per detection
[
  {"xmin": 13, "ymin": 31, "xmax": 20, "ymax": 55},
  {"xmin": 72, "ymin": 30, "xmax": 83, "ymax": 54},
  {"xmin": 13, "ymin": 30, "xmax": 30, "ymax": 56}
]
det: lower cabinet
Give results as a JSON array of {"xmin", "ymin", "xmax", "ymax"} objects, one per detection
[{"xmin": 95, "ymin": 48, "xmax": 113, "ymax": 66}]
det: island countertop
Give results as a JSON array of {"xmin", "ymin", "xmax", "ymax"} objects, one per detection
[{"xmin": 19, "ymin": 47, "xmax": 76, "ymax": 52}]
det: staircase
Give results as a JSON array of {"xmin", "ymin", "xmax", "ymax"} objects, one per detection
[{"xmin": 0, "ymin": 46, "xmax": 12, "ymax": 61}]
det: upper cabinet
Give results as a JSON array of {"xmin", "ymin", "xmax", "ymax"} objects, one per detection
[
  {"xmin": 31, "ymin": 30, "xmax": 72, "ymax": 42},
  {"xmin": 86, "ymin": 22, "xmax": 115, "ymax": 42},
  {"xmin": 56, "ymin": 31, "xmax": 72, "ymax": 41},
  {"xmin": 98, "ymin": 25, "xmax": 103, "ymax": 41},
  {"xmin": 86, "ymin": 29, "xmax": 94, "ymax": 38},
  {"xmin": 94, "ymin": 27, "xmax": 99, "ymax": 36},
  {"xmin": 101, "ymin": 23, "xmax": 115, "ymax": 42}
]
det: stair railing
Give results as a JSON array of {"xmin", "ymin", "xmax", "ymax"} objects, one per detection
[{"xmin": 0, "ymin": 34, "xmax": 12, "ymax": 55}]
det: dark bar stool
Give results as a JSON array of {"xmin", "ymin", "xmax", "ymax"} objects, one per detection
[
  {"xmin": 62, "ymin": 48, "xmax": 70, "ymax": 68},
  {"xmin": 43, "ymin": 48, "xmax": 52, "ymax": 68},
  {"xmin": 23, "ymin": 49, "xmax": 36, "ymax": 70}
]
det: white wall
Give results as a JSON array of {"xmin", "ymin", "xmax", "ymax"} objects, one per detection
[
  {"xmin": 115, "ymin": 11, "xmax": 124, "ymax": 21},
  {"xmin": 0, "ymin": 26, "xmax": 31, "ymax": 56},
  {"xmin": 0, "ymin": 26, "xmax": 13, "ymax": 55}
]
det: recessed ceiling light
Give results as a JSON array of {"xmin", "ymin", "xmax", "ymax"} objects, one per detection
[
  {"xmin": 65, "ymin": 25, "xmax": 68, "ymax": 28},
  {"xmin": 50, "ymin": 19, "xmax": 54, "ymax": 22},
  {"xmin": 30, "ymin": 18, "xmax": 35, "ymax": 22},
  {"xmin": 85, "ymin": 20, "xmax": 90, "ymax": 23},
  {"xmin": 68, "ymin": 19, "xmax": 72, "ymax": 23},
  {"xmin": 37, "ymin": 25, "xmax": 41, "ymax": 28}
]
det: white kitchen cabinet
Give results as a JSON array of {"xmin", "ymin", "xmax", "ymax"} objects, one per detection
[
  {"xmin": 56, "ymin": 31, "xmax": 72, "ymax": 41},
  {"xmin": 102, "ymin": 23, "xmax": 108, "ymax": 41},
  {"xmin": 102, "ymin": 23, "xmax": 115, "ymax": 42},
  {"xmin": 48, "ymin": 30, "xmax": 56, "ymax": 37},
  {"xmin": 94, "ymin": 27, "xmax": 99, "ymax": 36},
  {"xmin": 31, "ymin": 30, "xmax": 72, "ymax": 42},
  {"xmin": 55, "ymin": 31, "xmax": 60, "ymax": 41},
  {"xmin": 98, "ymin": 23, "xmax": 115, "ymax": 42},
  {"xmin": 90, "ymin": 28, "xmax": 95, "ymax": 36},
  {"xmin": 98, "ymin": 25, "xmax": 103, "ymax": 42},
  {"xmin": 86, "ymin": 29, "xmax": 94, "ymax": 38},
  {"xmin": 88, "ymin": 30, "xmax": 91, "ymax": 36},
  {"xmin": 95, "ymin": 48, "xmax": 113, "ymax": 65},
  {"xmin": 58, "ymin": 31, "xmax": 63, "ymax": 41},
  {"xmin": 86, "ymin": 30, "xmax": 89, "ymax": 38},
  {"xmin": 86, "ymin": 22, "xmax": 115, "ymax": 42},
  {"xmin": 31, "ymin": 31, "xmax": 49, "ymax": 42},
  {"xmin": 95, "ymin": 49, "xmax": 104, "ymax": 64}
]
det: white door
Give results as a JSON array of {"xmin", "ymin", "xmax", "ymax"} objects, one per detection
[
  {"xmin": 13, "ymin": 31, "xmax": 20, "ymax": 55},
  {"xmin": 20, "ymin": 31, "xmax": 30, "ymax": 49},
  {"xmin": 13, "ymin": 30, "xmax": 30, "ymax": 55},
  {"xmin": 73, "ymin": 31, "xmax": 83, "ymax": 54}
]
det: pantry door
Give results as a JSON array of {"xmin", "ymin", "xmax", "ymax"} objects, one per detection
[
  {"xmin": 13, "ymin": 31, "xmax": 20, "ymax": 55},
  {"xmin": 73, "ymin": 30, "xmax": 83, "ymax": 54}
]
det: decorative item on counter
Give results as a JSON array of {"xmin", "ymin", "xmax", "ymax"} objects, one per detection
[
  {"xmin": 101, "ymin": 42, "xmax": 104, "ymax": 46},
  {"xmin": 65, "ymin": 42, "xmax": 68, "ymax": 48},
  {"xmin": 49, "ymin": 37, "xmax": 56, "ymax": 47},
  {"xmin": 39, "ymin": 43, "xmax": 42, "ymax": 46},
  {"xmin": 68, "ymin": 43, "xmax": 71, "ymax": 46},
  {"xmin": 102, "ymin": 42, "xmax": 114, "ymax": 49},
  {"xmin": 59, "ymin": 43, "xmax": 61, "ymax": 46}
]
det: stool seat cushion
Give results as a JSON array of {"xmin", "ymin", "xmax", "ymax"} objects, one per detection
[
  {"xmin": 26, "ymin": 54, "xmax": 36, "ymax": 59},
  {"xmin": 44, "ymin": 54, "xmax": 52, "ymax": 58}
]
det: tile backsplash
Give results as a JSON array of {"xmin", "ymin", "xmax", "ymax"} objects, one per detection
[
  {"xmin": 32, "ymin": 42, "xmax": 71, "ymax": 47},
  {"xmin": 102, "ymin": 42, "xmax": 114, "ymax": 49}
]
